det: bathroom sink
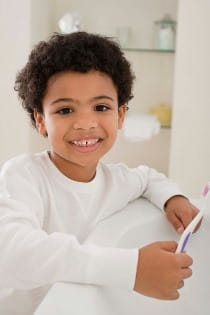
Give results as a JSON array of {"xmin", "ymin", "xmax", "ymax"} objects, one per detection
[{"xmin": 35, "ymin": 198, "xmax": 210, "ymax": 315}]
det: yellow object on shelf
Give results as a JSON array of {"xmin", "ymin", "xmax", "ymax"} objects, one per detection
[{"xmin": 149, "ymin": 103, "xmax": 172, "ymax": 127}]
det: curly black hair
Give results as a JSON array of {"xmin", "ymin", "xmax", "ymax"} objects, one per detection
[{"xmin": 15, "ymin": 31, "xmax": 135, "ymax": 127}]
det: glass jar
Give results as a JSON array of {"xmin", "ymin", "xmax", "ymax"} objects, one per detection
[{"xmin": 154, "ymin": 14, "xmax": 176, "ymax": 50}]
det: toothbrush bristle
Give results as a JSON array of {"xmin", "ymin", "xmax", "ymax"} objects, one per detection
[{"xmin": 202, "ymin": 183, "xmax": 210, "ymax": 197}]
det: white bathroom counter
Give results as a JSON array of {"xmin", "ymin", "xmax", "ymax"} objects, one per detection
[{"xmin": 35, "ymin": 198, "xmax": 210, "ymax": 315}]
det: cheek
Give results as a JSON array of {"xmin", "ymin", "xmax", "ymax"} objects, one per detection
[
  {"xmin": 44, "ymin": 117, "xmax": 64, "ymax": 140},
  {"xmin": 104, "ymin": 117, "xmax": 119, "ymax": 140}
]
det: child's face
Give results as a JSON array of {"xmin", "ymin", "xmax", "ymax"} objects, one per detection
[{"xmin": 34, "ymin": 70, "xmax": 126, "ymax": 181}]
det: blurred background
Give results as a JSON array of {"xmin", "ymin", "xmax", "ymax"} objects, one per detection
[{"xmin": 0, "ymin": 0, "xmax": 209, "ymax": 197}]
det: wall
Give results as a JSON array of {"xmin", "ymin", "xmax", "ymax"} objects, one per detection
[
  {"xmin": 103, "ymin": 129, "xmax": 170, "ymax": 174},
  {"xmin": 0, "ymin": 0, "xmax": 54, "ymax": 163},
  {"xmin": 169, "ymin": 0, "xmax": 210, "ymax": 197},
  {"xmin": 0, "ymin": 0, "xmax": 31, "ymax": 163},
  {"xmin": 29, "ymin": 0, "xmax": 54, "ymax": 153}
]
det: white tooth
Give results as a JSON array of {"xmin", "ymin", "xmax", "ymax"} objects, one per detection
[
  {"xmin": 90, "ymin": 139, "xmax": 97, "ymax": 145},
  {"xmin": 72, "ymin": 139, "xmax": 99, "ymax": 146}
]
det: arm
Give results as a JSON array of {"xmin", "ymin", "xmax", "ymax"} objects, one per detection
[
  {"xmin": 0, "ymin": 166, "xmax": 138, "ymax": 291},
  {"xmin": 0, "ymin": 196, "xmax": 138, "ymax": 291},
  {"xmin": 121, "ymin": 164, "xmax": 185, "ymax": 209},
  {"xmin": 126, "ymin": 165, "xmax": 200, "ymax": 232},
  {"xmin": 125, "ymin": 167, "xmax": 194, "ymax": 298}
]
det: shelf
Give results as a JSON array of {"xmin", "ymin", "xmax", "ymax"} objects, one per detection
[
  {"xmin": 161, "ymin": 126, "xmax": 171, "ymax": 129},
  {"xmin": 123, "ymin": 48, "xmax": 175, "ymax": 53}
]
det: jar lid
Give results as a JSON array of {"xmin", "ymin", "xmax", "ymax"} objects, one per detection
[{"xmin": 155, "ymin": 14, "xmax": 176, "ymax": 26}]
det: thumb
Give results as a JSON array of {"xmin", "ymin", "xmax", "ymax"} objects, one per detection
[
  {"xmin": 167, "ymin": 213, "xmax": 184, "ymax": 234},
  {"xmin": 159, "ymin": 241, "xmax": 178, "ymax": 253}
]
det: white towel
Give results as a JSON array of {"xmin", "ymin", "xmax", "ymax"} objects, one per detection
[{"xmin": 122, "ymin": 114, "xmax": 160, "ymax": 142}]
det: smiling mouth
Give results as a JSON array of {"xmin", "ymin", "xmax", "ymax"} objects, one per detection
[
  {"xmin": 69, "ymin": 138, "xmax": 102, "ymax": 153},
  {"xmin": 71, "ymin": 138, "xmax": 101, "ymax": 147}
]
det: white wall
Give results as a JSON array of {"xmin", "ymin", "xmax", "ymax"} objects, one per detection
[
  {"xmin": 29, "ymin": 0, "xmax": 54, "ymax": 153},
  {"xmin": 0, "ymin": 0, "xmax": 31, "ymax": 163},
  {"xmin": 30, "ymin": 0, "xmax": 54, "ymax": 46},
  {"xmin": 0, "ymin": 0, "xmax": 54, "ymax": 163},
  {"xmin": 169, "ymin": 0, "xmax": 210, "ymax": 197}
]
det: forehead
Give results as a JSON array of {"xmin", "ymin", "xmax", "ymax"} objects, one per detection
[{"xmin": 44, "ymin": 70, "xmax": 118, "ymax": 102}]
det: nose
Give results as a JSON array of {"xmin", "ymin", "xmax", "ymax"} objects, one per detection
[{"xmin": 73, "ymin": 114, "xmax": 98, "ymax": 130}]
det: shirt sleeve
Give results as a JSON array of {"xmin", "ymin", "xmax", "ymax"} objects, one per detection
[
  {"xmin": 135, "ymin": 165, "xmax": 185, "ymax": 210},
  {"xmin": 0, "ymin": 166, "xmax": 138, "ymax": 292},
  {"xmin": 112, "ymin": 163, "xmax": 185, "ymax": 210}
]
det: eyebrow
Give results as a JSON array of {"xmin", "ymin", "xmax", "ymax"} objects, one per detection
[{"xmin": 50, "ymin": 95, "xmax": 115, "ymax": 106}]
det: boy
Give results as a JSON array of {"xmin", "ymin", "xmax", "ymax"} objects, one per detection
[{"xmin": 0, "ymin": 32, "xmax": 198, "ymax": 314}]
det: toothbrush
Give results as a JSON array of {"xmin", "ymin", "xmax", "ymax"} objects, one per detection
[{"xmin": 176, "ymin": 183, "xmax": 210, "ymax": 253}]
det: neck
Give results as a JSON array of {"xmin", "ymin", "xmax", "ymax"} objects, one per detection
[{"xmin": 49, "ymin": 152, "xmax": 97, "ymax": 182}]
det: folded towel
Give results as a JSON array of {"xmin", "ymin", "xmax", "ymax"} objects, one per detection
[{"xmin": 122, "ymin": 114, "xmax": 160, "ymax": 142}]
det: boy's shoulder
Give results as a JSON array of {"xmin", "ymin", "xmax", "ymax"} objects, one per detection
[
  {"xmin": 101, "ymin": 162, "xmax": 129, "ymax": 173},
  {"xmin": 102, "ymin": 162, "xmax": 143, "ymax": 174},
  {"xmin": 0, "ymin": 151, "xmax": 47, "ymax": 176},
  {"xmin": 101, "ymin": 162, "xmax": 151, "ymax": 183},
  {"xmin": 101, "ymin": 162, "xmax": 139, "ymax": 180}
]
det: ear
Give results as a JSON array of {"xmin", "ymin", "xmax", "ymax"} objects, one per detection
[
  {"xmin": 118, "ymin": 105, "xmax": 127, "ymax": 129},
  {"xmin": 34, "ymin": 110, "xmax": 47, "ymax": 137}
]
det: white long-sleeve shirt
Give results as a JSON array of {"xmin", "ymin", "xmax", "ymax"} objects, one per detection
[{"xmin": 0, "ymin": 151, "xmax": 183, "ymax": 314}]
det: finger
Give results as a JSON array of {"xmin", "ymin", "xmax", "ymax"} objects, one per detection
[
  {"xmin": 160, "ymin": 241, "xmax": 178, "ymax": 252},
  {"xmin": 177, "ymin": 253, "xmax": 193, "ymax": 267},
  {"xmin": 191, "ymin": 205, "xmax": 200, "ymax": 217},
  {"xmin": 181, "ymin": 268, "xmax": 193, "ymax": 279},
  {"xmin": 181, "ymin": 211, "xmax": 194, "ymax": 228},
  {"xmin": 177, "ymin": 280, "xmax": 184, "ymax": 289},
  {"xmin": 170, "ymin": 290, "xmax": 180, "ymax": 300},
  {"xmin": 183, "ymin": 254, "xmax": 193, "ymax": 267}
]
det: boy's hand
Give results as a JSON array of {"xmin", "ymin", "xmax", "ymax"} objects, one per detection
[
  {"xmin": 165, "ymin": 195, "xmax": 201, "ymax": 234},
  {"xmin": 134, "ymin": 241, "xmax": 193, "ymax": 300}
]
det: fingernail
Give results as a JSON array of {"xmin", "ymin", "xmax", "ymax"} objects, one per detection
[{"xmin": 177, "ymin": 227, "xmax": 183, "ymax": 233}]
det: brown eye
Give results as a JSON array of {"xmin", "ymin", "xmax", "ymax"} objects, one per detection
[
  {"xmin": 57, "ymin": 107, "xmax": 73, "ymax": 115},
  {"xmin": 95, "ymin": 104, "xmax": 110, "ymax": 111}
]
